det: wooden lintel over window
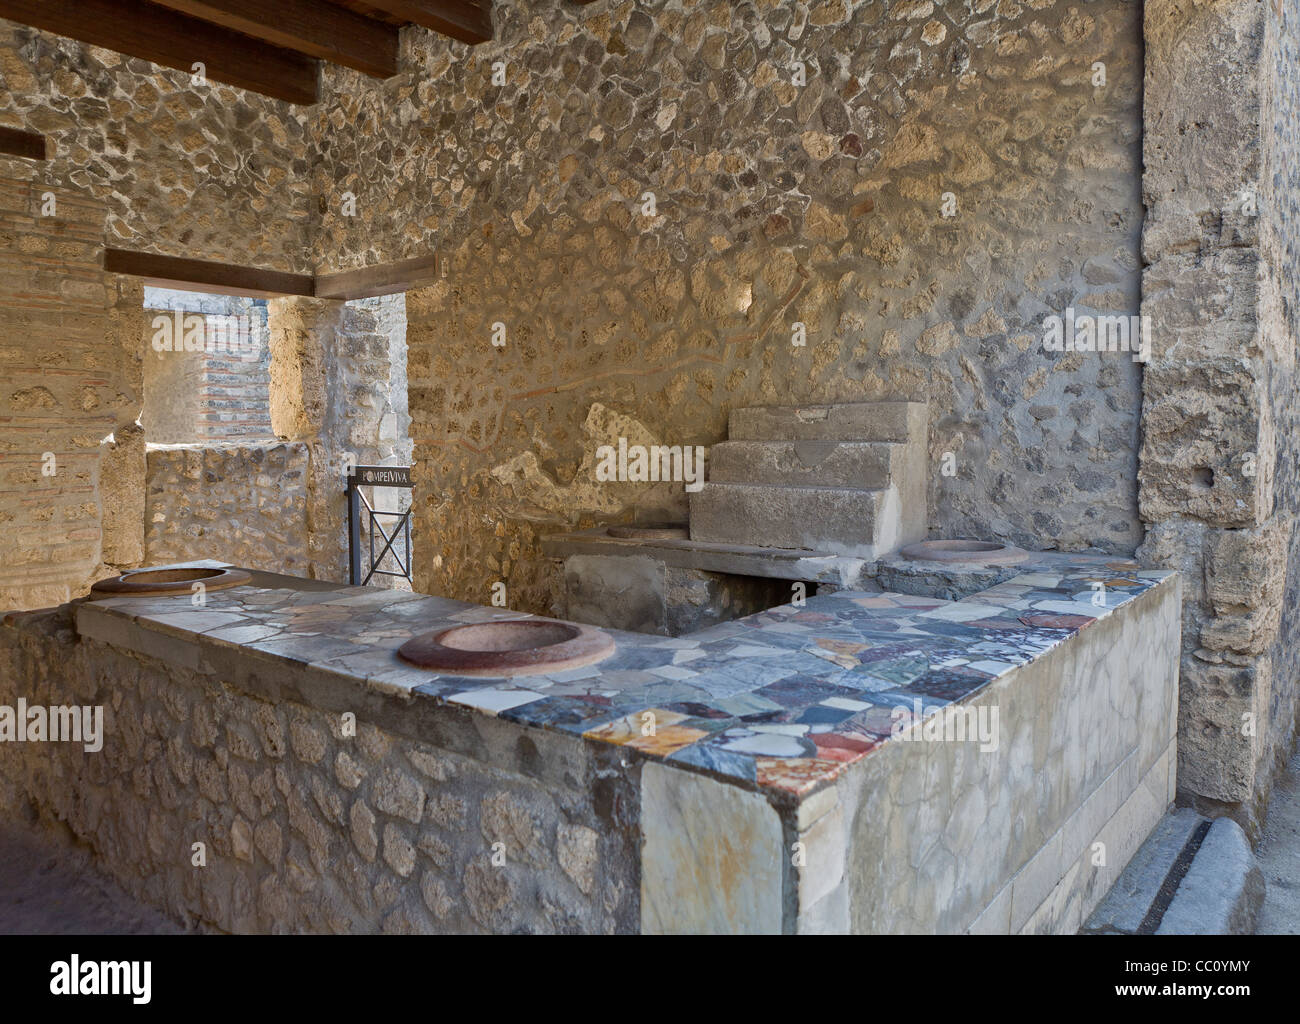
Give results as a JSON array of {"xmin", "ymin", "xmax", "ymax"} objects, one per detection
[
  {"xmin": 314, "ymin": 254, "xmax": 441, "ymax": 301},
  {"xmin": 0, "ymin": 126, "xmax": 46, "ymax": 161},
  {"xmin": 103, "ymin": 248, "xmax": 316, "ymax": 299}
]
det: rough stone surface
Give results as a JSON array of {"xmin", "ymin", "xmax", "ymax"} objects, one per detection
[
  {"xmin": 561, "ymin": 552, "xmax": 791, "ymax": 636},
  {"xmin": 0, "ymin": 606, "xmax": 639, "ymax": 934},
  {"xmin": 0, "ymin": 21, "xmax": 313, "ymax": 269},
  {"xmin": 1137, "ymin": 0, "xmax": 1300, "ymax": 836},
  {"xmin": 1256, "ymin": 749, "xmax": 1300, "ymax": 934},
  {"xmin": 267, "ymin": 297, "xmax": 410, "ymax": 584},
  {"xmin": 144, "ymin": 442, "xmax": 310, "ymax": 575},
  {"xmin": 0, "ymin": 818, "xmax": 186, "ymax": 935},
  {"xmin": 0, "ymin": 187, "xmax": 142, "ymax": 609},
  {"xmin": 1081, "ymin": 806, "xmax": 1205, "ymax": 934},
  {"xmin": 1155, "ymin": 818, "xmax": 1265, "ymax": 935},
  {"xmin": 363, "ymin": 0, "xmax": 1148, "ymax": 617}
]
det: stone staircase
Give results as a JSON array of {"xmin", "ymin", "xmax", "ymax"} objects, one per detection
[{"xmin": 689, "ymin": 401, "xmax": 927, "ymax": 558}]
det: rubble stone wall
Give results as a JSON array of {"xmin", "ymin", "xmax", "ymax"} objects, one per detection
[
  {"xmin": 143, "ymin": 442, "xmax": 311, "ymax": 575},
  {"xmin": 0, "ymin": 606, "xmax": 635, "ymax": 933},
  {"xmin": 0, "ymin": 19, "xmax": 313, "ymax": 271},
  {"xmin": 1137, "ymin": 0, "xmax": 1300, "ymax": 836},
  {"xmin": 309, "ymin": 0, "xmax": 1147, "ymax": 615}
]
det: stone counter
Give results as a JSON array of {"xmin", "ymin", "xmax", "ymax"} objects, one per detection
[{"xmin": 0, "ymin": 554, "xmax": 1179, "ymax": 933}]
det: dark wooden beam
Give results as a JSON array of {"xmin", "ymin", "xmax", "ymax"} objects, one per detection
[
  {"xmin": 104, "ymin": 248, "xmax": 315, "ymax": 299},
  {"xmin": 149, "ymin": 0, "xmax": 398, "ymax": 78},
  {"xmin": 314, "ymin": 254, "xmax": 441, "ymax": 300},
  {"xmin": 0, "ymin": 125, "xmax": 45, "ymax": 160},
  {"xmin": 359, "ymin": 0, "xmax": 491, "ymax": 45},
  {"xmin": 0, "ymin": 0, "xmax": 319, "ymax": 104}
]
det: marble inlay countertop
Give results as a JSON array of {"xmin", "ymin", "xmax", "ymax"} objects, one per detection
[{"xmin": 78, "ymin": 554, "xmax": 1175, "ymax": 800}]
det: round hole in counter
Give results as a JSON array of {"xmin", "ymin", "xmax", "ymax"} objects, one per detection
[
  {"xmin": 438, "ymin": 620, "xmax": 579, "ymax": 652},
  {"xmin": 398, "ymin": 618, "xmax": 616, "ymax": 677},
  {"xmin": 90, "ymin": 566, "xmax": 252, "ymax": 597},
  {"xmin": 897, "ymin": 539, "xmax": 1030, "ymax": 566}
]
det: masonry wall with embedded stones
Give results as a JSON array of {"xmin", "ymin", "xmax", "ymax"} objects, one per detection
[
  {"xmin": 143, "ymin": 442, "xmax": 311, "ymax": 575},
  {"xmin": 307, "ymin": 0, "xmax": 1146, "ymax": 616},
  {"xmin": 0, "ymin": 18, "xmax": 313, "ymax": 270},
  {"xmin": 266, "ymin": 298, "xmax": 414, "ymax": 584},
  {"xmin": 1135, "ymin": 0, "xmax": 1300, "ymax": 837},
  {"xmin": 0, "ymin": 174, "xmax": 145, "ymax": 610},
  {"xmin": 0, "ymin": 14, "xmax": 312, "ymax": 609},
  {"xmin": 1261, "ymin": 0, "xmax": 1300, "ymax": 837},
  {"xmin": 0, "ymin": 606, "xmax": 636, "ymax": 933}
]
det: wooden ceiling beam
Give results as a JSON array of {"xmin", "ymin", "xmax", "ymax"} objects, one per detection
[
  {"xmin": 358, "ymin": 0, "xmax": 491, "ymax": 45},
  {"xmin": 149, "ymin": 0, "xmax": 398, "ymax": 78},
  {"xmin": 104, "ymin": 248, "xmax": 316, "ymax": 299},
  {"xmin": 0, "ymin": 0, "xmax": 319, "ymax": 104},
  {"xmin": 314, "ymin": 254, "xmax": 440, "ymax": 300},
  {"xmin": 0, "ymin": 125, "xmax": 45, "ymax": 160},
  {"xmin": 105, "ymin": 248, "xmax": 444, "ymax": 302}
]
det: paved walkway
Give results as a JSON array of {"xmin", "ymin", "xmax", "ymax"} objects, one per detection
[
  {"xmin": 1256, "ymin": 749, "xmax": 1300, "ymax": 934},
  {"xmin": 0, "ymin": 820, "xmax": 182, "ymax": 935}
]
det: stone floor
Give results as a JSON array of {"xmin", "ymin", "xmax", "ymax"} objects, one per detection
[
  {"xmin": 0, "ymin": 819, "xmax": 183, "ymax": 935},
  {"xmin": 1256, "ymin": 749, "xmax": 1300, "ymax": 935}
]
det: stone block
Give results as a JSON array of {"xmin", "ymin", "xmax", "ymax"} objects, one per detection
[
  {"xmin": 1177, "ymin": 656, "xmax": 1268, "ymax": 804},
  {"xmin": 708, "ymin": 440, "xmax": 894, "ymax": 488},
  {"xmin": 728, "ymin": 401, "xmax": 926, "ymax": 443},
  {"xmin": 690, "ymin": 481, "xmax": 898, "ymax": 557},
  {"xmin": 640, "ymin": 763, "xmax": 784, "ymax": 934},
  {"xmin": 1139, "ymin": 359, "xmax": 1273, "ymax": 527}
]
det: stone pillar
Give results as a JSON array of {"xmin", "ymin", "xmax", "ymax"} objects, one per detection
[
  {"xmin": 1138, "ymin": 0, "xmax": 1296, "ymax": 836},
  {"xmin": 0, "ymin": 183, "xmax": 141, "ymax": 609},
  {"xmin": 269, "ymin": 296, "xmax": 349, "ymax": 582},
  {"xmin": 99, "ymin": 275, "xmax": 147, "ymax": 570},
  {"xmin": 269, "ymin": 295, "xmax": 410, "ymax": 584}
]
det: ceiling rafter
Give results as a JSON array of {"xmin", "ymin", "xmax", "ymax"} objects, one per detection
[
  {"xmin": 357, "ymin": 0, "xmax": 492, "ymax": 46},
  {"xmin": 0, "ymin": 0, "xmax": 319, "ymax": 104},
  {"xmin": 0, "ymin": 0, "xmax": 496, "ymax": 104},
  {"xmin": 150, "ymin": 0, "xmax": 400, "ymax": 79}
]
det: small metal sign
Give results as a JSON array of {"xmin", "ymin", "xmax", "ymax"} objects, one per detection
[
  {"xmin": 346, "ymin": 465, "xmax": 413, "ymax": 586},
  {"xmin": 352, "ymin": 465, "xmax": 411, "ymax": 488}
]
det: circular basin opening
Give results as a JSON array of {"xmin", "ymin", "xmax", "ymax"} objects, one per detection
[
  {"xmin": 898, "ymin": 539, "xmax": 1029, "ymax": 565},
  {"xmin": 120, "ymin": 567, "xmax": 227, "ymax": 584},
  {"xmin": 607, "ymin": 522, "xmax": 689, "ymax": 540},
  {"xmin": 437, "ymin": 621, "xmax": 580, "ymax": 652},
  {"xmin": 90, "ymin": 565, "xmax": 252, "ymax": 597},
  {"xmin": 398, "ymin": 618, "xmax": 616, "ymax": 677},
  {"xmin": 916, "ymin": 541, "xmax": 1002, "ymax": 555}
]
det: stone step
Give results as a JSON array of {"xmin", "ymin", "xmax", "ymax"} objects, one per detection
[
  {"xmin": 708, "ymin": 440, "xmax": 895, "ymax": 489},
  {"xmin": 728, "ymin": 401, "xmax": 926, "ymax": 443},
  {"xmin": 1082, "ymin": 808, "xmax": 1265, "ymax": 935},
  {"xmin": 689, "ymin": 482, "xmax": 899, "ymax": 558}
]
